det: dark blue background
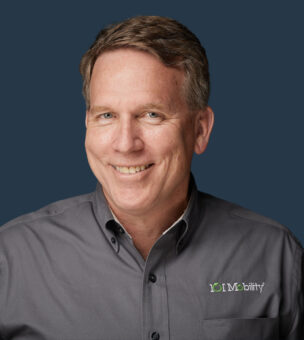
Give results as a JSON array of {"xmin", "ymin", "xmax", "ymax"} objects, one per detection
[{"xmin": 1, "ymin": 1, "xmax": 303, "ymax": 245}]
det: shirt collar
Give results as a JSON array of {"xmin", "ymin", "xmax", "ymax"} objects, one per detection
[
  {"xmin": 92, "ymin": 183, "xmax": 119, "ymax": 251},
  {"xmin": 174, "ymin": 174, "xmax": 200, "ymax": 254},
  {"xmin": 108, "ymin": 208, "xmax": 133, "ymax": 239},
  {"xmin": 92, "ymin": 173, "xmax": 202, "ymax": 254}
]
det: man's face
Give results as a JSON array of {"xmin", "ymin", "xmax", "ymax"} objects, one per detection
[{"xmin": 85, "ymin": 48, "xmax": 213, "ymax": 216}]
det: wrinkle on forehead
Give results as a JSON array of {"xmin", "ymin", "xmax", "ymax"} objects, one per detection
[{"xmin": 90, "ymin": 49, "xmax": 188, "ymax": 114}]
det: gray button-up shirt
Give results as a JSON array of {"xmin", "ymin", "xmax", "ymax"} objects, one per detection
[{"xmin": 0, "ymin": 178, "xmax": 303, "ymax": 339}]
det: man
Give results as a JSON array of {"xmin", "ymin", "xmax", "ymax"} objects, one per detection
[{"xmin": 0, "ymin": 16, "xmax": 302, "ymax": 340}]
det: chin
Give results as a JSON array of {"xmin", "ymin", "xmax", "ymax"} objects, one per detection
[
  {"xmin": 100, "ymin": 174, "xmax": 161, "ymax": 214},
  {"xmin": 113, "ymin": 199, "xmax": 151, "ymax": 215},
  {"xmin": 108, "ymin": 190, "xmax": 155, "ymax": 214}
]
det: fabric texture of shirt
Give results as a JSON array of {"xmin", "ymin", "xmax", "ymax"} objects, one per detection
[{"xmin": 0, "ymin": 177, "xmax": 303, "ymax": 340}]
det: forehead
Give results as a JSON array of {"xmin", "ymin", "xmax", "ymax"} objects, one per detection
[{"xmin": 89, "ymin": 49, "xmax": 187, "ymax": 110}]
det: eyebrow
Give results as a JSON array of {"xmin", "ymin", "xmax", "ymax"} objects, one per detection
[
  {"xmin": 139, "ymin": 102, "xmax": 168, "ymax": 111},
  {"xmin": 89, "ymin": 106, "xmax": 111, "ymax": 115},
  {"xmin": 89, "ymin": 102, "xmax": 173, "ymax": 115}
]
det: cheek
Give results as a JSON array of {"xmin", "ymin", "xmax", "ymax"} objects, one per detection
[
  {"xmin": 85, "ymin": 129, "xmax": 111, "ymax": 156},
  {"xmin": 85, "ymin": 133, "xmax": 97, "ymax": 158},
  {"xmin": 163, "ymin": 127, "xmax": 194, "ymax": 156},
  {"xmin": 149, "ymin": 132, "xmax": 191, "ymax": 171}
]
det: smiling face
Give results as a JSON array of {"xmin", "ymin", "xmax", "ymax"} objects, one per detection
[{"xmin": 85, "ymin": 48, "xmax": 213, "ymax": 217}]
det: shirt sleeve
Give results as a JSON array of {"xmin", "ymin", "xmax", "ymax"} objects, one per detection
[{"xmin": 284, "ymin": 246, "xmax": 303, "ymax": 340}]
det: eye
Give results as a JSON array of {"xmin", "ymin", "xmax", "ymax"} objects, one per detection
[
  {"xmin": 146, "ymin": 112, "xmax": 160, "ymax": 119},
  {"xmin": 99, "ymin": 112, "xmax": 113, "ymax": 119},
  {"xmin": 141, "ymin": 111, "xmax": 164, "ymax": 124}
]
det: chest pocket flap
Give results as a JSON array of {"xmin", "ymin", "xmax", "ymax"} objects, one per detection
[{"xmin": 202, "ymin": 317, "xmax": 279, "ymax": 340}]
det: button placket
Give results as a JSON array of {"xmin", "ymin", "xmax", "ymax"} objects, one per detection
[
  {"xmin": 118, "ymin": 226, "xmax": 125, "ymax": 234},
  {"xmin": 142, "ymin": 235, "xmax": 173, "ymax": 340},
  {"xmin": 149, "ymin": 273, "xmax": 157, "ymax": 283},
  {"xmin": 109, "ymin": 235, "xmax": 120, "ymax": 252},
  {"xmin": 151, "ymin": 331, "xmax": 160, "ymax": 340}
]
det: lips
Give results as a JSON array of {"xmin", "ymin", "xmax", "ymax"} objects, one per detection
[{"xmin": 112, "ymin": 164, "xmax": 153, "ymax": 174}]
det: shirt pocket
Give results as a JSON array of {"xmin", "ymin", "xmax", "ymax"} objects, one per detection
[{"xmin": 201, "ymin": 317, "xmax": 279, "ymax": 340}]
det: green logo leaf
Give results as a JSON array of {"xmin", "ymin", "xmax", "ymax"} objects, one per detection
[{"xmin": 212, "ymin": 282, "xmax": 223, "ymax": 292}]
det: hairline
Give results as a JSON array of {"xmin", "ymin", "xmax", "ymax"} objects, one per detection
[{"xmin": 85, "ymin": 46, "xmax": 201, "ymax": 114}]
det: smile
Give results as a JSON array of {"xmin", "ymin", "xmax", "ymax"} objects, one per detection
[{"xmin": 112, "ymin": 164, "xmax": 153, "ymax": 174}]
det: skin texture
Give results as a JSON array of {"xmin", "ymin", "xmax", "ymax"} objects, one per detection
[{"xmin": 85, "ymin": 48, "xmax": 214, "ymax": 259}]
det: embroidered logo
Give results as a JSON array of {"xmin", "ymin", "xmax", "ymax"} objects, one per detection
[{"xmin": 209, "ymin": 282, "xmax": 265, "ymax": 294}]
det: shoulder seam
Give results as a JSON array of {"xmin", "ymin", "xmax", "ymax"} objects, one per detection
[
  {"xmin": 230, "ymin": 209, "xmax": 285, "ymax": 230},
  {"xmin": 202, "ymin": 193, "xmax": 280, "ymax": 228},
  {"xmin": 0, "ymin": 196, "xmax": 94, "ymax": 234},
  {"xmin": 231, "ymin": 209, "xmax": 304, "ymax": 250}
]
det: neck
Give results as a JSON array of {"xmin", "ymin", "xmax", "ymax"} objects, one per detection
[{"xmin": 109, "ymin": 194, "xmax": 188, "ymax": 260}]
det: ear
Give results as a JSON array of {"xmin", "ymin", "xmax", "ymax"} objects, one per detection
[
  {"xmin": 85, "ymin": 111, "xmax": 89, "ymax": 128},
  {"xmin": 194, "ymin": 106, "xmax": 214, "ymax": 155}
]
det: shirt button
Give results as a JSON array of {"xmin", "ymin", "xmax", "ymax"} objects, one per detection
[
  {"xmin": 151, "ymin": 332, "xmax": 160, "ymax": 340},
  {"xmin": 149, "ymin": 273, "xmax": 157, "ymax": 283},
  {"xmin": 118, "ymin": 227, "xmax": 125, "ymax": 234},
  {"xmin": 111, "ymin": 237, "xmax": 116, "ymax": 244}
]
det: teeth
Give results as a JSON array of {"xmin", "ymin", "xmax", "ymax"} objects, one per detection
[{"xmin": 114, "ymin": 164, "xmax": 151, "ymax": 174}]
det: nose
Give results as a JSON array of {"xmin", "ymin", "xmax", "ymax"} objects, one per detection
[{"xmin": 112, "ymin": 117, "xmax": 144, "ymax": 153}]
